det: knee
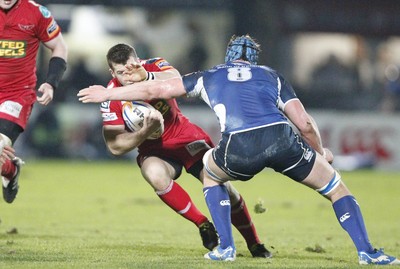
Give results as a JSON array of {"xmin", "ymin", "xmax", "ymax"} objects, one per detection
[
  {"xmin": 315, "ymin": 170, "xmax": 342, "ymax": 196},
  {"xmin": 315, "ymin": 171, "xmax": 351, "ymax": 201},
  {"xmin": 142, "ymin": 170, "xmax": 171, "ymax": 192}
]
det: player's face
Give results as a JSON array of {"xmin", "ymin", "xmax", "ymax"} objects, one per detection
[
  {"xmin": 110, "ymin": 56, "xmax": 145, "ymax": 86},
  {"xmin": 0, "ymin": 0, "xmax": 18, "ymax": 10},
  {"xmin": 110, "ymin": 63, "xmax": 129, "ymax": 86}
]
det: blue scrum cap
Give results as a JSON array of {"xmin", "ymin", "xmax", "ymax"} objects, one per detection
[{"xmin": 225, "ymin": 34, "xmax": 261, "ymax": 64}]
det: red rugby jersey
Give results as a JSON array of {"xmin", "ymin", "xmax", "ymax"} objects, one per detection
[
  {"xmin": 101, "ymin": 57, "xmax": 196, "ymax": 148},
  {"xmin": 0, "ymin": 0, "xmax": 61, "ymax": 92}
]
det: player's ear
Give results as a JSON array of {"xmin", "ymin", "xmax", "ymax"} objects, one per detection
[{"xmin": 109, "ymin": 68, "xmax": 115, "ymax": 78}]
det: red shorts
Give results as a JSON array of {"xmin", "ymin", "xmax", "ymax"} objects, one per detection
[
  {"xmin": 0, "ymin": 90, "xmax": 36, "ymax": 130},
  {"xmin": 137, "ymin": 123, "xmax": 214, "ymax": 171}
]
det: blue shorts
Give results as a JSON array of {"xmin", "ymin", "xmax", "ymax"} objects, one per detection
[{"xmin": 213, "ymin": 123, "xmax": 316, "ymax": 182}]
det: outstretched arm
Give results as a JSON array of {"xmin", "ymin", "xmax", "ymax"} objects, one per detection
[
  {"xmin": 123, "ymin": 63, "xmax": 181, "ymax": 83},
  {"xmin": 77, "ymin": 77, "xmax": 185, "ymax": 103}
]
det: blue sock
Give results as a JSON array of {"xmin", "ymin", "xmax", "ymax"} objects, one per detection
[
  {"xmin": 332, "ymin": 195, "xmax": 373, "ymax": 253},
  {"xmin": 203, "ymin": 185, "xmax": 234, "ymax": 249}
]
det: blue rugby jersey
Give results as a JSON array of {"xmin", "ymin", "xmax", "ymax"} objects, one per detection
[{"xmin": 182, "ymin": 61, "xmax": 299, "ymax": 133}]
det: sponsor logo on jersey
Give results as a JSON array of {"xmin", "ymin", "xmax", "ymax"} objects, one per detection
[
  {"xmin": 47, "ymin": 20, "xmax": 59, "ymax": 38},
  {"xmin": 151, "ymin": 99, "xmax": 170, "ymax": 115},
  {"xmin": 0, "ymin": 40, "xmax": 26, "ymax": 58},
  {"xmin": 39, "ymin": 5, "xmax": 51, "ymax": 18},
  {"xmin": 18, "ymin": 24, "xmax": 35, "ymax": 31},
  {"xmin": 0, "ymin": 101, "xmax": 23, "ymax": 118},
  {"xmin": 339, "ymin": 212, "xmax": 351, "ymax": 223},
  {"xmin": 102, "ymin": 112, "xmax": 118, "ymax": 122},
  {"xmin": 100, "ymin": 101, "xmax": 110, "ymax": 112},
  {"xmin": 220, "ymin": 200, "xmax": 230, "ymax": 206},
  {"xmin": 185, "ymin": 140, "xmax": 211, "ymax": 156},
  {"xmin": 155, "ymin": 59, "xmax": 172, "ymax": 70}
]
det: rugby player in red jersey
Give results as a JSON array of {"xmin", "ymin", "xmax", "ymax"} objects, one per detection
[
  {"xmin": 0, "ymin": 0, "xmax": 68, "ymax": 203},
  {"xmin": 98, "ymin": 43, "xmax": 271, "ymax": 257}
]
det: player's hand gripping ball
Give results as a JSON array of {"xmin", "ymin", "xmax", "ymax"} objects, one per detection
[{"xmin": 122, "ymin": 101, "xmax": 164, "ymax": 140}]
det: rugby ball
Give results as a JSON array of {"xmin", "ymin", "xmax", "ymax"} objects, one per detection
[{"xmin": 122, "ymin": 101, "xmax": 164, "ymax": 140}]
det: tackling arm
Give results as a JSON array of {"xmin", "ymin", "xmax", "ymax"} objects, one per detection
[
  {"xmin": 78, "ymin": 77, "xmax": 186, "ymax": 103},
  {"xmin": 123, "ymin": 63, "xmax": 181, "ymax": 82},
  {"xmin": 148, "ymin": 68, "xmax": 181, "ymax": 81}
]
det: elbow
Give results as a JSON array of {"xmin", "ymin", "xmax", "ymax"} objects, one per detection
[
  {"xmin": 295, "ymin": 113, "xmax": 314, "ymax": 136},
  {"xmin": 297, "ymin": 120, "xmax": 315, "ymax": 138},
  {"xmin": 299, "ymin": 122, "xmax": 314, "ymax": 136},
  {"xmin": 107, "ymin": 146, "xmax": 126, "ymax": 156},
  {"xmin": 299, "ymin": 127, "xmax": 314, "ymax": 138}
]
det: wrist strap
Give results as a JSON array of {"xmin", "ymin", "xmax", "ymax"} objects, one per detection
[
  {"xmin": 46, "ymin": 57, "xmax": 67, "ymax": 90},
  {"xmin": 145, "ymin": 72, "xmax": 155, "ymax": 81}
]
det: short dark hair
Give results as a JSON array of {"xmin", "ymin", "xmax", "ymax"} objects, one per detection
[{"xmin": 106, "ymin": 43, "xmax": 138, "ymax": 70}]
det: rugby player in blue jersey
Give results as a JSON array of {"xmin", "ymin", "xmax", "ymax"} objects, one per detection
[{"xmin": 78, "ymin": 35, "xmax": 399, "ymax": 265}]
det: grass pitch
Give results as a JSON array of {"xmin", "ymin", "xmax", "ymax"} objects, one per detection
[{"xmin": 0, "ymin": 160, "xmax": 399, "ymax": 269}]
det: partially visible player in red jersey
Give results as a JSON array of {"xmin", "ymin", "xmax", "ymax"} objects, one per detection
[
  {"xmin": 0, "ymin": 0, "xmax": 68, "ymax": 203},
  {"xmin": 99, "ymin": 43, "xmax": 271, "ymax": 257}
]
